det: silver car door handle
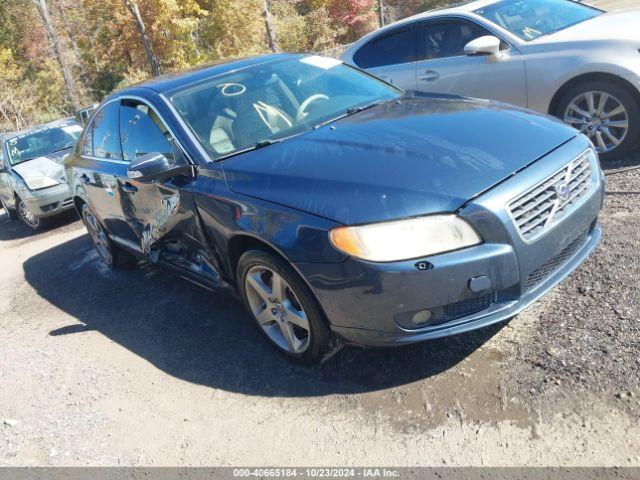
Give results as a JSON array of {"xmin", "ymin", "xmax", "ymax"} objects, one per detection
[{"xmin": 419, "ymin": 71, "xmax": 440, "ymax": 82}]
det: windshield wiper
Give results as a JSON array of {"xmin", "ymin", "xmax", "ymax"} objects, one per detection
[
  {"xmin": 215, "ymin": 138, "xmax": 283, "ymax": 161},
  {"xmin": 347, "ymin": 100, "xmax": 387, "ymax": 115},
  {"xmin": 48, "ymin": 144, "xmax": 76, "ymax": 154},
  {"xmin": 314, "ymin": 100, "xmax": 389, "ymax": 130}
]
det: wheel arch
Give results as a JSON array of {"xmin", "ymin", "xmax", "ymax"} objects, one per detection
[
  {"xmin": 548, "ymin": 72, "xmax": 640, "ymax": 116},
  {"xmin": 227, "ymin": 234, "xmax": 292, "ymax": 284},
  {"xmin": 227, "ymin": 233, "xmax": 335, "ymax": 330}
]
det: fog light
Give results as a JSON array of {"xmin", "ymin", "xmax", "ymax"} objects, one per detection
[
  {"xmin": 412, "ymin": 310, "xmax": 433, "ymax": 326},
  {"xmin": 40, "ymin": 202, "xmax": 59, "ymax": 213}
]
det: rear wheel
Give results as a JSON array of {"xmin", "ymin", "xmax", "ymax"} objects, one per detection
[
  {"xmin": 558, "ymin": 81, "xmax": 640, "ymax": 161},
  {"xmin": 81, "ymin": 204, "xmax": 132, "ymax": 268},
  {"xmin": 237, "ymin": 250, "xmax": 341, "ymax": 365},
  {"xmin": 16, "ymin": 197, "xmax": 45, "ymax": 231}
]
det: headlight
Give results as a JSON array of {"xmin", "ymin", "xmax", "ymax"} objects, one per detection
[
  {"xmin": 23, "ymin": 176, "xmax": 60, "ymax": 191},
  {"xmin": 329, "ymin": 215, "xmax": 482, "ymax": 262}
]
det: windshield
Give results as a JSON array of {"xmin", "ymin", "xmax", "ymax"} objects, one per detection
[
  {"xmin": 168, "ymin": 56, "xmax": 403, "ymax": 159},
  {"xmin": 5, "ymin": 123, "xmax": 82, "ymax": 166},
  {"xmin": 475, "ymin": 0, "xmax": 602, "ymax": 41}
]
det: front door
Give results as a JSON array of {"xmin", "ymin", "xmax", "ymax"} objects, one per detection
[
  {"xmin": 116, "ymin": 99, "xmax": 219, "ymax": 283},
  {"xmin": 415, "ymin": 18, "xmax": 527, "ymax": 108},
  {"xmin": 353, "ymin": 25, "xmax": 419, "ymax": 91}
]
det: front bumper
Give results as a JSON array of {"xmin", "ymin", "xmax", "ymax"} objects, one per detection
[
  {"xmin": 20, "ymin": 183, "xmax": 74, "ymax": 218},
  {"xmin": 295, "ymin": 136, "xmax": 604, "ymax": 347}
]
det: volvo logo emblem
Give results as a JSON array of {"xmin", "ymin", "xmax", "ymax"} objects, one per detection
[{"xmin": 555, "ymin": 181, "xmax": 570, "ymax": 202}]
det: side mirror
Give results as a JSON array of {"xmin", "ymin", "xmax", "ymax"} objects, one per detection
[
  {"xmin": 127, "ymin": 152, "xmax": 192, "ymax": 182},
  {"xmin": 464, "ymin": 36, "xmax": 501, "ymax": 56}
]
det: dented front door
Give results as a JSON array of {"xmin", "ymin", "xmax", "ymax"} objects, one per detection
[{"xmin": 116, "ymin": 99, "xmax": 221, "ymax": 285}]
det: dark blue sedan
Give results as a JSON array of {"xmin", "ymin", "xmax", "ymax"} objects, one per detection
[{"xmin": 65, "ymin": 53, "xmax": 604, "ymax": 364}]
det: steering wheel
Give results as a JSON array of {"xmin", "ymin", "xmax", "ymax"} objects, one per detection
[{"xmin": 296, "ymin": 94, "xmax": 330, "ymax": 122}]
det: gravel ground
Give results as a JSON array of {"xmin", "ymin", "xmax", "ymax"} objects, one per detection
[{"xmin": 0, "ymin": 153, "xmax": 639, "ymax": 466}]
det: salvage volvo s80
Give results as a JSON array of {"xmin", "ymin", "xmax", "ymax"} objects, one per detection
[{"xmin": 65, "ymin": 54, "xmax": 604, "ymax": 364}]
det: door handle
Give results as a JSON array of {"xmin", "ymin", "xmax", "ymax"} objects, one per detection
[
  {"xmin": 419, "ymin": 70, "xmax": 440, "ymax": 82},
  {"xmin": 122, "ymin": 182, "xmax": 138, "ymax": 193},
  {"xmin": 79, "ymin": 174, "xmax": 90, "ymax": 184}
]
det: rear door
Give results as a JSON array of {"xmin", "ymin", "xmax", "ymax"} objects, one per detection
[
  {"xmin": 116, "ymin": 98, "xmax": 218, "ymax": 282},
  {"xmin": 77, "ymin": 100, "xmax": 136, "ymax": 243},
  {"xmin": 414, "ymin": 17, "xmax": 527, "ymax": 107},
  {"xmin": 352, "ymin": 24, "xmax": 418, "ymax": 90}
]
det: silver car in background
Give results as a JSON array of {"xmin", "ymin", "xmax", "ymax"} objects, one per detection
[
  {"xmin": 341, "ymin": 0, "xmax": 640, "ymax": 160},
  {"xmin": 0, "ymin": 118, "xmax": 82, "ymax": 230}
]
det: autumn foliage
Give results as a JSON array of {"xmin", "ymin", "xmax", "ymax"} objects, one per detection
[{"xmin": 0, "ymin": 0, "xmax": 441, "ymax": 132}]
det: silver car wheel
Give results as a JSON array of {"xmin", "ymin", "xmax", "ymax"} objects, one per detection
[
  {"xmin": 564, "ymin": 91, "xmax": 629, "ymax": 154},
  {"xmin": 82, "ymin": 207, "xmax": 113, "ymax": 265},
  {"xmin": 17, "ymin": 199, "xmax": 40, "ymax": 229},
  {"xmin": 244, "ymin": 265, "xmax": 311, "ymax": 355}
]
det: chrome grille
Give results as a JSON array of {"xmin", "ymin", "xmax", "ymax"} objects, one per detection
[{"xmin": 508, "ymin": 151, "xmax": 595, "ymax": 242}]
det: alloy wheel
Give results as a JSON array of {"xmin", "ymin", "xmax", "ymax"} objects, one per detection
[
  {"xmin": 563, "ymin": 91, "xmax": 629, "ymax": 154},
  {"xmin": 82, "ymin": 207, "xmax": 113, "ymax": 265},
  {"xmin": 244, "ymin": 265, "xmax": 311, "ymax": 355},
  {"xmin": 17, "ymin": 199, "xmax": 40, "ymax": 229}
]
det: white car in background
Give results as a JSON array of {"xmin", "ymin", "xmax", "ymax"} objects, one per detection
[{"xmin": 341, "ymin": 0, "xmax": 640, "ymax": 160}]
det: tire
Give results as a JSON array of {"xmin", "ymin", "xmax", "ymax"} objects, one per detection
[
  {"xmin": 237, "ymin": 250, "xmax": 341, "ymax": 365},
  {"xmin": 80, "ymin": 203, "xmax": 133, "ymax": 268},
  {"xmin": 0, "ymin": 196, "xmax": 18, "ymax": 221},
  {"xmin": 15, "ymin": 196, "xmax": 46, "ymax": 231},
  {"xmin": 557, "ymin": 80, "xmax": 640, "ymax": 162}
]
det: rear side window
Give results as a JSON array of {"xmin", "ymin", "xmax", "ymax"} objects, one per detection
[
  {"xmin": 90, "ymin": 102, "xmax": 123, "ymax": 160},
  {"xmin": 353, "ymin": 27, "xmax": 416, "ymax": 69},
  {"xmin": 420, "ymin": 20, "xmax": 495, "ymax": 60},
  {"xmin": 119, "ymin": 101, "xmax": 174, "ymax": 163}
]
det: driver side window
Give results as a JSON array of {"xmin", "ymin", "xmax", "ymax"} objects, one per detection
[
  {"xmin": 420, "ymin": 19, "xmax": 504, "ymax": 61},
  {"xmin": 119, "ymin": 100, "xmax": 176, "ymax": 163}
]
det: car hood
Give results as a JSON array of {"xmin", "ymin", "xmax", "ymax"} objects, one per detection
[
  {"xmin": 533, "ymin": 9, "xmax": 640, "ymax": 43},
  {"xmin": 223, "ymin": 96, "xmax": 577, "ymax": 225},
  {"xmin": 12, "ymin": 149, "xmax": 71, "ymax": 184}
]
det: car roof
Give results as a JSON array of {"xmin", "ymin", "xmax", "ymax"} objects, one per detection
[
  {"xmin": 400, "ymin": 0, "xmax": 497, "ymax": 20},
  {"xmin": 117, "ymin": 53, "xmax": 300, "ymax": 97},
  {"xmin": 356, "ymin": 0, "xmax": 497, "ymax": 34},
  {"xmin": 0, "ymin": 116, "xmax": 78, "ymax": 142}
]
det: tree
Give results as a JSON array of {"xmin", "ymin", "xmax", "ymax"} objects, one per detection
[
  {"xmin": 262, "ymin": 0, "xmax": 279, "ymax": 53},
  {"xmin": 54, "ymin": 0, "xmax": 89, "ymax": 86},
  {"xmin": 34, "ymin": 0, "xmax": 79, "ymax": 110},
  {"xmin": 121, "ymin": 0, "xmax": 161, "ymax": 76}
]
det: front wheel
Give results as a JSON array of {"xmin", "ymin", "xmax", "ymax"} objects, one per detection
[
  {"xmin": 16, "ymin": 197, "xmax": 45, "ymax": 231},
  {"xmin": 237, "ymin": 250, "xmax": 341, "ymax": 365},
  {"xmin": 558, "ymin": 81, "xmax": 640, "ymax": 161}
]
